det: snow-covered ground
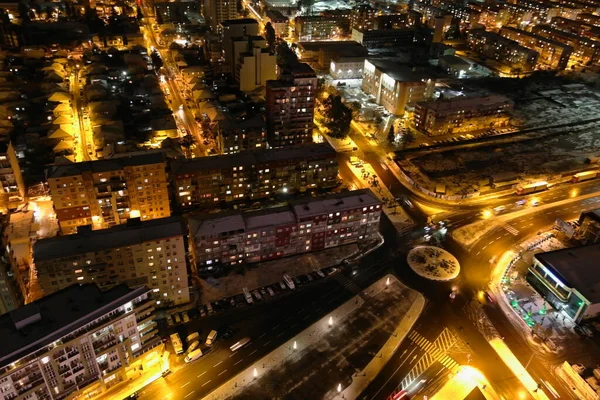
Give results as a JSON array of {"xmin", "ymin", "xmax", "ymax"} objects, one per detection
[{"xmin": 407, "ymin": 246, "xmax": 460, "ymax": 281}]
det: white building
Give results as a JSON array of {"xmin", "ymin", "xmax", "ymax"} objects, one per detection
[{"xmin": 330, "ymin": 56, "xmax": 366, "ymax": 79}]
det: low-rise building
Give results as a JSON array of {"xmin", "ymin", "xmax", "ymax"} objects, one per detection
[
  {"xmin": 170, "ymin": 143, "xmax": 339, "ymax": 209},
  {"xmin": 330, "ymin": 56, "xmax": 366, "ymax": 79},
  {"xmin": 414, "ymin": 95, "xmax": 514, "ymax": 136},
  {"xmin": 466, "ymin": 28, "xmax": 539, "ymax": 73},
  {"xmin": 188, "ymin": 189, "xmax": 381, "ymax": 274},
  {"xmin": 296, "ymin": 41, "xmax": 367, "ymax": 69},
  {"xmin": 499, "ymin": 26, "xmax": 572, "ymax": 70},
  {"xmin": 527, "ymin": 244, "xmax": 600, "ymax": 323},
  {"xmin": 438, "ymin": 54, "xmax": 471, "ymax": 77},
  {"xmin": 351, "ymin": 28, "xmax": 415, "ymax": 47},
  {"xmin": 47, "ymin": 151, "xmax": 171, "ymax": 234},
  {"xmin": 0, "ymin": 284, "xmax": 159, "ymax": 400},
  {"xmin": 362, "ymin": 59, "xmax": 436, "ymax": 116},
  {"xmin": 33, "ymin": 217, "xmax": 189, "ymax": 307}
]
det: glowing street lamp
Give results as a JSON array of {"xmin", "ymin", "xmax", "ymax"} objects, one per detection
[
  {"xmin": 337, "ymin": 383, "xmax": 342, "ymax": 392},
  {"xmin": 253, "ymin": 367, "xmax": 258, "ymax": 379},
  {"xmin": 293, "ymin": 341, "xmax": 297, "ymax": 350},
  {"xmin": 386, "ymin": 277, "xmax": 390, "ymax": 286},
  {"xmin": 328, "ymin": 316, "xmax": 333, "ymax": 326}
]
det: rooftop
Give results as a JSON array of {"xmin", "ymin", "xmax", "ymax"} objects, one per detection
[
  {"xmin": 33, "ymin": 217, "xmax": 184, "ymax": 262},
  {"xmin": 0, "ymin": 284, "xmax": 147, "ymax": 369},
  {"xmin": 534, "ymin": 244, "xmax": 600, "ymax": 303},
  {"xmin": 170, "ymin": 143, "xmax": 335, "ymax": 175},
  {"xmin": 297, "ymin": 41, "xmax": 367, "ymax": 57},
  {"xmin": 417, "ymin": 95, "xmax": 513, "ymax": 112},
  {"xmin": 365, "ymin": 59, "xmax": 434, "ymax": 82},
  {"xmin": 222, "ymin": 18, "xmax": 259, "ymax": 27},
  {"xmin": 438, "ymin": 54, "xmax": 471, "ymax": 69},
  {"xmin": 190, "ymin": 189, "xmax": 381, "ymax": 237},
  {"xmin": 47, "ymin": 150, "xmax": 166, "ymax": 179}
]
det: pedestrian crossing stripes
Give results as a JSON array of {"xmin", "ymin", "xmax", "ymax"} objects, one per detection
[
  {"xmin": 501, "ymin": 223, "xmax": 519, "ymax": 235},
  {"xmin": 401, "ymin": 329, "xmax": 459, "ymax": 390}
]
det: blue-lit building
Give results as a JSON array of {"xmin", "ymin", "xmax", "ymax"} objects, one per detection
[{"xmin": 527, "ymin": 244, "xmax": 600, "ymax": 323}]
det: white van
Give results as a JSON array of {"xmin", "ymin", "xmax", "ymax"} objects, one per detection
[
  {"xmin": 186, "ymin": 332, "xmax": 200, "ymax": 343},
  {"xmin": 185, "ymin": 349, "xmax": 203, "ymax": 363},
  {"xmin": 206, "ymin": 330, "xmax": 218, "ymax": 346}
]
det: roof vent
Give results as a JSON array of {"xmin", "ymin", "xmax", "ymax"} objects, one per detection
[{"xmin": 10, "ymin": 304, "xmax": 42, "ymax": 331}]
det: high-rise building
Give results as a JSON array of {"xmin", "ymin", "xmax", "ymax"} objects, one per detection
[
  {"xmin": 170, "ymin": 143, "xmax": 339, "ymax": 209},
  {"xmin": 47, "ymin": 151, "xmax": 171, "ymax": 234},
  {"xmin": 222, "ymin": 19, "xmax": 260, "ymax": 72},
  {"xmin": 0, "ymin": 141, "xmax": 25, "ymax": 212},
  {"xmin": 0, "ymin": 284, "xmax": 159, "ymax": 399},
  {"xmin": 188, "ymin": 189, "xmax": 381, "ymax": 274},
  {"xmin": 265, "ymin": 63, "xmax": 317, "ymax": 148},
  {"xmin": 237, "ymin": 46, "xmax": 277, "ymax": 92},
  {"xmin": 362, "ymin": 59, "xmax": 436, "ymax": 116},
  {"xmin": 155, "ymin": 0, "xmax": 200, "ymax": 23},
  {"xmin": 204, "ymin": 0, "xmax": 239, "ymax": 31},
  {"xmin": 33, "ymin": 217, "xmax": 189, "ymax": 307},
  {"xmin": 351, "ymin": 4, "xmax": 377, "ymax": 31}
]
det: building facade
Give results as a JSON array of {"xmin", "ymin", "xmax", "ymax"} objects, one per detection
[
  {"xmin": 330, "ymin": 56, "xmax": 366, "ymax": 79},
  {"xmin": 0, "ymin": 284, "xmax": 159, "ymax": 400},
  {"xmin": 466, "ymin": 28, "xmax": 539, "ymax": 73},
  {"xmin": 351, "ymin": 28, "xmax": 415, "ymax": 47},
  {"xmin": 532, "ymin": 24, "xmax": 600, "ymax": 64},
  {"xmin": 362, "ymin": 59, "xmax": 435, "ymax": 116},
  {"xmin": 188, "ymin": 189, "xmax": 381, "ymax": 274},
  {"xmin": 414, "ymin": 95, "xmax": 514, "ymax": 136},
  {"xmin": 236, "ymin": 47, "xmax": 277, "ymax": 93},
  {"xmin": 170, "ymin": 143, "xmax": 339, "ymax": 209},
  {"xmin": 47, "ymin": 151, "xmax": 171, "ymax": 235},
  {"xmin": 205, "ymin": 0, "xmax": 239, "ymax": 31},
  {"xmin": 154, "ymin": 0, "xmax": 200, "ymax": 23},
  {"xmin": 0, "ymin": 141, "xmax": 25, "ymax": 212},
  {"xmin": 499, "ymin": 26, "xmax": 572, "ymax": 70},
  {"xmin": 266, "ymin": 63, "xmax": 317, "ymax": 148},
  {"xmin": 33, "ymin": 217, "xmax": 189, "ymax": 307},
  {"xmin": 294, "ymin": 15, "xmax": 351, "ymax": 41}
]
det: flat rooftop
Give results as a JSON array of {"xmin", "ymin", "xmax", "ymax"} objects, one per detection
[
  {"xmin": 418, "ymin": 95, "xmax": 512, "ymax": 112},
  {"xmin": 0, "ymin": 284, "xmax": 146, "ymax": 369},
  {"xmin": 366, "ymin": 59, "xmax": 434, "ymax": 82},
  {"xmin": 534, "ymin": 244, "xmax": 600, "ymax": 303},
  {"xmin": 297, "ymin": 41, "xmax": 367, "ymax": 57},
  {"xmin": 47, "ymin": 150, "xmax": 166, "ymax": 179},
  {"xmin": 33, "ymin": 217, "xmax": 184, "ymax": 262},
  {"xmin": 438, "ymin": 54, "xmax": 471, "ymax": 69},
  {"xmin": 170, "ymin": 143, "xmax": 335, "ymax": 175}
]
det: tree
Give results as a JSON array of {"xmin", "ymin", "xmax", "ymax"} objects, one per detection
[
  {"xmin": 264, "ymin": 22, "xmax": 276, "ymax": 50},
  {"xmin": 275, "ymin": 41, "xmax": 298, "ymax": 67},
  {"xmin": 151, "ymin": 50, "xmax": 163, "ymax": 69},
  {"xmin": 388, "ymin": 125, "xmax": 395, "ymax": 144},
  {"xmin": 322, "ymin": 95, "xmax": 352, "ymax": 139},
  {"xmin": 401, "ymin": 130, "xmax": 415, "ymax": 149},
  {"xmin": 136, "ymin": 6, "xmax": 143, "ymax": 21}
]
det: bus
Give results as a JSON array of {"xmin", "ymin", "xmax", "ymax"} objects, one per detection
[
  {"xmin": 516, "ymin": 181, "xmax": 548, "ymax": 195},
  {"xmin": 571, "ymin": 170, "xmax": 599, "ymax": 183},
  {"xmin": 170, "ymin": 333, "xmax": 183, "ymax": 355},
  {"xmin": 230, "ymin": 337, "xmax": 251, "ymax": 352}
]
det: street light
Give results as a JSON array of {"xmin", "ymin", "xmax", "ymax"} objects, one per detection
[
  {"xmin": 253, "ymin": 367, "xmax": 258, "ymax": 379},
  {"xmin": 293, "ymin": 341, "xmax": 297, "ymax": 350},
  {"xmin": 337, "ymin": 383, "xmax": 342, "ymax": 392},
  {"xmin": 328, "ymin": 316, "xmax": 333, "ymax": 326}
]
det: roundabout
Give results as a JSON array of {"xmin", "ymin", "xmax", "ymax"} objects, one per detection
[{"xmin": 407, "ymin": 246, "xmax": 460, "ymax": 281}]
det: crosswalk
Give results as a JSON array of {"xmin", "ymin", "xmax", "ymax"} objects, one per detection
[
  {"xmin": 501, "ymin": 223, "xmax": 519, "ymax": 235},
  {"xmin": 400, "ymin": 329, "xmax": 459, "ymax": 389}
]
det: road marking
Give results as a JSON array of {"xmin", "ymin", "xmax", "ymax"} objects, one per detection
[
  {"xmin": 181, "ymin": 382, "xmax": 190, "ymax": 388},
  {"xmin": 299, "ymin": 308, "xmax": 306, "ymax": 313},
  {"xmin": 185, "ymin": 391, "xmax": 195, "ymax": 398},
  {"xmin": 218, "ymin": 369, "xmax": 228, "ymax": 376},
  {"xmin": 303, "ymin": 315, "xmax": 310, "ymax": 320},
  {"xmin": 273, "ymin": 324, "xmax": 280, "ymax": 329},
  {"xmin": 285, "ymin": 317, "xmax": 292, "ymax": 322},
  {"xmin": 259, "ymin": 333, "xmax": 266, "ymax": 339},
  {"xmin": 249, "ymin": 349, "xmax": 257, "ymax": 356},
  {"xmin": 475, "ymin": 251, "xmax": 481, "ymax": 256},
  {"xmin": 202, "ymin": 380, "xmax": 211, "ymax": 387},
  {"xmin": 496, "ymin": 236, "xmax": 501, "ymax": 240},
  {"xmin": 197, "ymin": 371, "xmax": 206, "ymax": 378},
  {"xmin": 277, "ymin": 331, "xmax": 285, "ymax": 337},
  {"xmin": 234, "ymin": 359, "xmax": 244, "ymax": 365},
  {"xmin": 488, "ymin": 240, "xmax": 494, "ymax": 245},
  {"xmin": 264, "ymin": 340, "xmax": 271, "ymax": 346},
  {"xmin": 214, "ymin": 361, "xmax": 223, "ymax": 367},
  {"xmin": 482, "ymin": 245, "xmax": 487, "ymax": 250},
  {"xmin": 315, "ymin": 308, "xmax": 322, "ymax": 313},
  {"xmin": 229, "ymin": 353, "xmax": 235, "ymax": 358}
]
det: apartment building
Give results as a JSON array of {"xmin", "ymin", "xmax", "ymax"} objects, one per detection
[
  {"xmin": 0, "ymin": 284, "xmax": 158, "ymax": 400},
  {"xmin": 374, "ymin": 13, "xmax": 409, "ymax": 30},
  {"xmin": 351, "ymin": 4, "xmax": 377, "ymax": 31},
  {"xmin": 362, "ymin": 59, "xmax": 436, "ymax": 116},
  {"xmin": 294, "ymin": 14, "xmax": 351, "ymax": 40},
  {"xmin": 188, "ymin": 189, "xmax": 381, "ymax": 274},
  {"xmin": 532, "ymin": 25, "xmax": 600, "ymax": 64},
  {"xmin": 216, "ymin": 114, "xmax": 268, "ymax": 154},
  {"xmin": 47, "ymin": 151, "xmax": 171, "ymax": 235},
  {"xmin": 170, "ymin": 143, "xmax": 339, "ymax": 209},
  {"xmin": 414, "ymin": 95, "xmax": 514, "ymax": 136},
  {"xmin": 237, "ymin": 46, "xmax": 277, "ymax": 93},
  {"xmin": 500, "ymin": 26, "xmax": 572, "ymax": 70},
  {"xmin": 154, "ymin": 0, "xmax": 200, "ymax": 23},
  {"xmin": 265, "ymin": 9, "xmax": 289, "ymax": 37},
  {"xmin": 466, "ymin": 28, "xmax": 539, "ymax": 72},
  {"xmin": 0, "ymin": 141, "xmax": 25, "ymax": 212},
  {"xmin": 265, "ymin": 63, "xmax": 317, "ymax": 148},
  {"xmin": 32, "ymin": 217, "xmax": 189, "ymax": 307},
  {"xmin": 576, "ymin": 12, "xmax": 600, "ymax": 26},
  {"xmin": 205, "ymin": 0, "xmax": 239, "ymax": 31},
  {"xmin": 351, "ymin": 28, "xmax": 415, "ymax": 47},
  {"xmin": 550, "ymin": 16, "xmax": 600, "ymax": 40}
]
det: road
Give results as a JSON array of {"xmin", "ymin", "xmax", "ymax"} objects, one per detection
[
  {"xmin": 138, "ymin": 2, "xmax": 208, "ymax": 156},
  {"xmin": 70, "ymin": 68, "xmax": 92, "ymax": 161}
]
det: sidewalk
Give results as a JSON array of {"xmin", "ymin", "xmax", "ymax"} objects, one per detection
[{"xmin": 203, "ymin": 275, "xmax": 424, "ymax": 400}]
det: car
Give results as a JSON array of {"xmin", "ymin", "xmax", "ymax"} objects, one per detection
[
  {"xmin": 306, "ymin": 274, "xmax": 313, "ymax": 282},
  {"xmin": 315, "ymin": 269, "xmax": 326, "ymax": 278},
  {"xmin": 206, "ymin": 303, "xmax": 214, "ymax": 314},
  {"xmin": 267, "ymin": 287, "xmax": 275, "ymax": 297},
  {"xmin": 173, "ymin": 313, "xmax": 181, "ymax": 324},
  {"xmin": 260, "ymin": 288, "xmax": 267, "ymax": 297},
  {"xmin": 182, "ymin": 311, "xmax": 190, "ymax": 323},
  {"xmin": 531, "ymin": 200, "xmax": 540, "ymax": 207},
  {"xmin": 279, "ymin": 281, "xmax": 287, "ymax": 290},
  {"xmin": 166, "ymin": 315, "xmax": 174, "ymax": 327},
  {"xmin": 575, "ymin": 325, "xmax": 594, "ymax": 338},
  {"xmin": 185, "ymin": 349, "xmax": 203, "ymax": 363},
  {"xmin": 123, "ymin": 392, "xmax": 139, "ymax": 400},
  {"xmin": 187, "ymin": 340, "xmax": 200, "ymax": 353},
  {"xmin": 252, "ymin": 290, "xmax": 263, "ymax": 301},
  {"xmin": 572, "ymin": 363, "xmax": 586, "ymax": 374}
]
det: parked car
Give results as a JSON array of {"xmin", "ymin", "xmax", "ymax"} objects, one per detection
[{"xmin": 182, "ymin": 311, "xmax": 190, "ymax": 323}]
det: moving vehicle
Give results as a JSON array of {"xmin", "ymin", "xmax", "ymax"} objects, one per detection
[
  {"xmin": 170, "ymin": 333, "xmax": 184, "ymax": 355},
  {"xmin": 516, "ymin": 181, "xmax": 548, "ymax": 195},
  {"xmin": 571, "ymin": 170, "xmax": 599, "ymax": 183},
  {"xmin": 206, "ymin": 330, "xmax": 218, "ymax": 346},
  {"xmin": 185, "ymin": 348, "xmax": 203, "ymax": 363},
  {"xmin": 187, "ymin": 340, "xmax": 199, "ymax": 353},
  {"xmin": 186, "ymin": 331, "xmax": 200, "ymax": 343},
  {"xmin": 230, "ymin": 337, "xmax": 251, "ymax": 352},
  {"xmin": 283, "ymin": 274, "xmax": 295, "ymax": 290}
]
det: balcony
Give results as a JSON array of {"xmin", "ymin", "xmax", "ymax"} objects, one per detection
[
  {"xmin": 93, "ymin": 338, "xmax": 117, "ymax": 354},
  {"xmin": 16, "ymin": 376, "xmax": 44, "ymax": 396}
]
